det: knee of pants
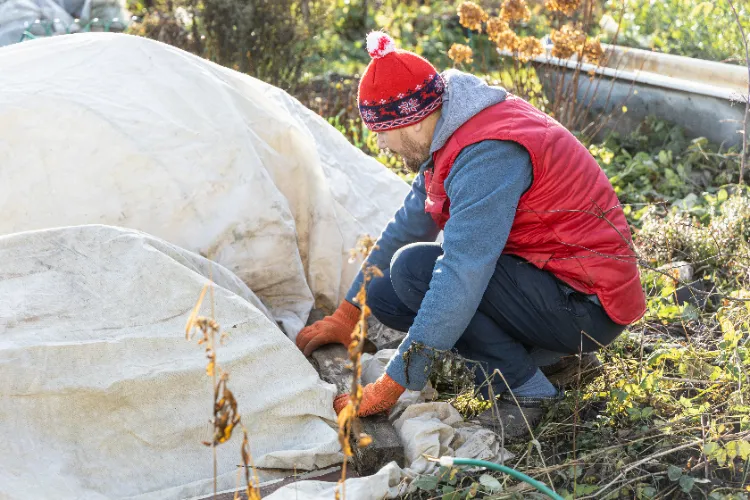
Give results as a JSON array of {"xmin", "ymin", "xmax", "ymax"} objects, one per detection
[
  {"xmin": 366, "ymin": 273, "xmax": 396, "ymax": 316},
  {"xmin": 390, "ymin": 243, "xmax": 443, "ymax": 311},
  {"xmin": 366, "ymin": 272, "xmax": 415, "ymax": 332}
]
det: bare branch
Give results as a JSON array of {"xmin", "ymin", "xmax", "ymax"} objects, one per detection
[
  {"xmin": 578, "ymin": 439, "xmax": 703, "ymax": 499},
  {"xmin": 727, "ymin": 0, "xmax": 750, "ymax": 183}
]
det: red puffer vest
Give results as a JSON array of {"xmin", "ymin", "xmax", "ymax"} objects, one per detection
[{"xmin": 426, "ymin": 96, "xmax": 646, "ymax": 325}]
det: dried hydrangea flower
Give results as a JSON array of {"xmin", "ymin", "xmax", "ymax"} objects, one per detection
[
  {"xmin": 448, "ymin": 43, "xmax": 474, "ymax": 65},
  {"xmin": 544, "ymin": 0, "xmax": 581, "ymax": 16},
  {"xmin": 583, "ymin": 36, "xmax": 604, "ymax": 64},
  {"xmin": 458, "ymin": 2, "xmax": 489, "ymax": 32},
  {"xmin": 500, "ymin": 0, "xmax": 531, "ymax": 22},
  {"xmin": 550, "ymin": 24, "xmax": 586, "ymax": 59},
  {"xmin": 495, "ymin": 30, "xmax": 520, "ymax": 52},
  {"xmin": 486, "ymin": 16, "xmax": 510, "ymax": 41},
  {"xmin": 517, "ymin": 36, "xmax": 544, "ymax": 62}
]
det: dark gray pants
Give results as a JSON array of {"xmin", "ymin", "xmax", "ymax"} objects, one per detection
[{"xmin": 366, "ymin": 243, "xmax": 625, "ymax": 393}]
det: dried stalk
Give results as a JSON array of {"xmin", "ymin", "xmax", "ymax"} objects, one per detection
[
  {"xmin": 727, "ymin": 0, "xmax": 749, "ymax": 184},
  {"xmin": 186, "ymin": 282, "xmax": 261, "ymax": 500},
  {"xmin": 335, "ymin": 235, "xmax": 381, "ymax": 500}
]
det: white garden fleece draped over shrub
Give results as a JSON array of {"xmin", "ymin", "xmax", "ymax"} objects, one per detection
[{"xmin": 0, "ymin": 33, "xmax": 410, "ymax": 499}]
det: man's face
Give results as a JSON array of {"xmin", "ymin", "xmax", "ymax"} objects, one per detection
[{"xmin": 377, "ymin": 126, "xmax": 432, "ymax": 173}]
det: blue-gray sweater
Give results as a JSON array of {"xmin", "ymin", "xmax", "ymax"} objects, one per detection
[{"xmin": 345, "ymin": 70, "xmax": 533, "ymax": 390}]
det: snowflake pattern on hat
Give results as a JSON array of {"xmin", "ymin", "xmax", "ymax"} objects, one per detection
[
  {"xmin": 361, "ymin": 109, "xmax": 377, "ymax": 122},
  {"xmin": 359, "ymin": 73, "xmax": 445, "ymax": 132},
  {"xmin": 398, "ymin": 98, "xmax": 419, "ymax": 115}
]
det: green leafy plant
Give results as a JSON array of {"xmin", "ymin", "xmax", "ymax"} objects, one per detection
[{"xmin": 603, "ymin": 0, "xmax": 749, "ymax": 63}]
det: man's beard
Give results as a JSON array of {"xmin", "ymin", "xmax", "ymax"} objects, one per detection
[{"xmin": 399, "ymin": 132, "xmax": 432, "ymax": 173}]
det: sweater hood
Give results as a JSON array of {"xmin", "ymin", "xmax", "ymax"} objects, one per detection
[{"xmin": 430, "ymin": 69, "xmax": 508, "ymax": 153}]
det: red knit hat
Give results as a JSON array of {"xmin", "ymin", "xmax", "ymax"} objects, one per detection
[{"xmin": 358, "ymin": 31, "xmax": 444, "ymax": 132}]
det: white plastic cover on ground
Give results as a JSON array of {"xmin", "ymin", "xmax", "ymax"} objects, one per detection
[
  {"xmin": 0, "ymin": 32, "xmax": 409, "ymax": 337},
  {"xmin": 0, "ymin": 225, "xmax": 342, "ymax": 499},
  {"xmin": 267, "ymin": 353, "xmax": 513, "ymax": 500}
]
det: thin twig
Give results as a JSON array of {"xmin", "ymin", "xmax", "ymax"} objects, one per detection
[
  {"xmin": 608, "ymin": 471, "xmax": 667, "ymax": 498},
  {"xmin": 210, "ymin": 279, "xmax": 217, "ymax": 498},
  {"xmin": 579, "ymin": 439, "xmax": 703, "ymax": 499},
  {"xmin": 572, "ymin": 338, "xmax": 583, "ymax": 495},
  {"xmin": 654, "ymin": 484, "xmax": 680, "ymax": 499},
  {"xmin": 492, "ymin": 369, "xmax": 557, "ymax": 492},
  {"xmin": 701, "ymin": 414, "xmax": 710, "ymax": 480},
  {"xmin": 727, "ymin": 0, "xmax": 749, "ymax": 183},
  {"xmin": 660, "ymin": 376, "xmax": 730, "ymax": 385}
]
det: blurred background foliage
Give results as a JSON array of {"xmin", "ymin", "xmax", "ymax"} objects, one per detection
[{"xmin": 125, "ymin": 0, "xmax": 748, "ymax": 93}]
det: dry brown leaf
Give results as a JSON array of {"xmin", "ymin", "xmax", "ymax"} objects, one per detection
[{"xmin": 185, "ymin": 282, "xmax": 209, "ymax": 338}]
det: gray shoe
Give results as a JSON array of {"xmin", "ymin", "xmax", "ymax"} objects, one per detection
[
  {"xmin": 476, "ymin": 394, "xmax": 561, "ymax": 441},
  {"xmin": 541, "ymin": 353, "xmax": 602, "ymax": 388}
]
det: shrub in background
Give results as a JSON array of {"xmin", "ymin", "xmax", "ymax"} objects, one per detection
[{"xmin": 127, "ymin": 0, "xmax": 330, "ymax": 92}]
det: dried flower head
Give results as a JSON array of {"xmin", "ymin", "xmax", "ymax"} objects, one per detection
[
  {"xmin": 448, "ymin": 43, "xmax": 474, "ymax": 65},
  {"xmin": 517, "ymin": 36, "xmax": 544, "ymax": 62},
  {"xmin": 348, "ymin": 234, "xmax": 377, "ymax": 262},
  {"xmin": 458, "ymin": 2, "xmax": 488, "ymax": 32},
  {"xmin": 486, "ymin": 16, "xmax": 510, "ymax": 41},
  {"xmin": 550, "ymin": 24, "xmax": 586, "ymax": 60},
  {"xmin": 544, "ymin": 0, "xmax": 581, "ymax": 16},
  {"xmin": 500, "ymin": 0, "xmax": 531, "ymax": 23},
  {"xmin": 583, "ymin": 36, "xmax": 604, "ymax": 64},
  {"xmin": 495, "ymin": 30, "xmax": 520, "ymax": 52}
]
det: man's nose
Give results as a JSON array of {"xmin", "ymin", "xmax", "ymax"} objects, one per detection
[{"xmin": 376, "ymin": 134, "xmax": 387, "ymax": 150}]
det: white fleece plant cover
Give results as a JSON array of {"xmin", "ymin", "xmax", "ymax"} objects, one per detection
[
  {"xmin": 0, "ymin": 33, "xmax": 411, "ymax": 499},
  {"xmin": 0, "ymin": 32, "xmax": 409, "ymax": 336},
  {"xmin": 0, "ymin": 226, "xmax": 343, "ymax": 499}
]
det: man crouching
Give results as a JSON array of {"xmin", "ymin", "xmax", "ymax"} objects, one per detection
[{"xmin": 296, "ymin": 32, "xmax": 646, "ymax": 438}]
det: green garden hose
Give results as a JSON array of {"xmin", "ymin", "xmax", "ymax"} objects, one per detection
[{"xmin": 438, "ymin": 456, "xmax": 565, "ymax": 500}]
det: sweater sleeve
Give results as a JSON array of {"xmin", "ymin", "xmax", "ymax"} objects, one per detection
[
  {"xmin": 345, "ymin": 169, "xmax": 441, "ymax": 304},
  {"xmin": 384, "ymin": 140, "xmax": 533, "ymax": 390}
]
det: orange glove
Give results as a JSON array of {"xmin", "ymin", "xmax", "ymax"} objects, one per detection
[
  {"xmin": 296, "ymin": 300, "xmax": 360, "ymax": 356},
  {"xmin": 333, "ymin": 374, "xmax": 405, "ymax": 417}
]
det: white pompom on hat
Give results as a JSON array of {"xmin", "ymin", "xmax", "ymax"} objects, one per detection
[{"xmin": 366, "ymin": 31, "xmax": 397, "ymax": 59}]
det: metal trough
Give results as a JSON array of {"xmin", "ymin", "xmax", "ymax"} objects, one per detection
[{"xmin": 512, "ymin": 44, "xmax": 749, "ymax": 147}]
